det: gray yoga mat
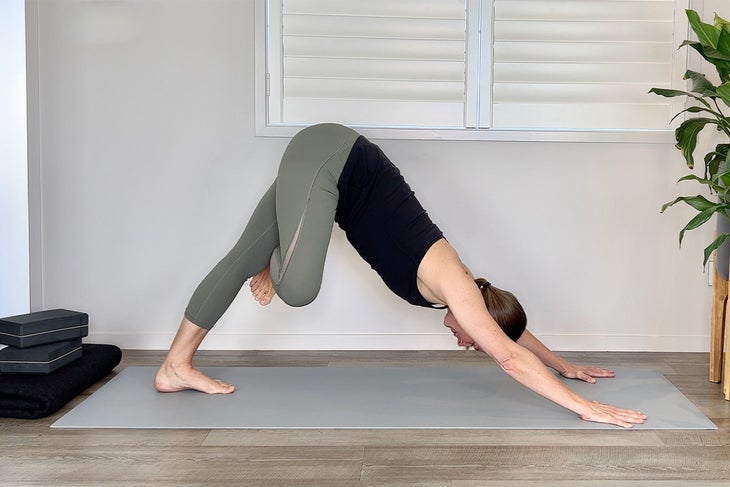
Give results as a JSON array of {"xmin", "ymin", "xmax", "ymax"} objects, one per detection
[{"xmin": 52, "ymin": 367, "xmax": 716, "ymax": 430}]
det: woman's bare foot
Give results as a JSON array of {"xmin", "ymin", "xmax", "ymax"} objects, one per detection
[
  {"xmin": 154, "ymin": 361, "xmax": 235, "ymax": 394},
  {"xmin": 250, "ymin": 265, "xmax": 276, "ymax": 305},
  {"xmin": 154, "ymin": 316, "xmax": 234, "ymax": 394}
]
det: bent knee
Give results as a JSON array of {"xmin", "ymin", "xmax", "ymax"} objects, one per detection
[{"xmin": 275, "ymin": 283, "xmax": 320, "ymax": 307}]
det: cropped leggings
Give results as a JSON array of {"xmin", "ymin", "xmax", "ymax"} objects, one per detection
[{"xmin": 185, "ymin": 124, "xmax": 360, "ymax": 330}]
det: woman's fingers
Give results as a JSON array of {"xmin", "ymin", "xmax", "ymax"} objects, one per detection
[
  {"xmin": 576, "ymin": 370, "xmax": 596, "ymax": 384},
  {"xmin": 585, "ymin": 367, "xmax": 615, "ymax": 378},
  {"xmin": 580, "ymin": 400, "xmax": 647, "ymax": 428},
  {"xmin": 562, "ymin": 365, "xmax": 616, "ymax": 383}
]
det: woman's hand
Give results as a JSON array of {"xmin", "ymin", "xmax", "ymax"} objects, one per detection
[
  {"xmin": 560, "ymin": 364, "xmax": 615, "ymax": 384},
  {"xmin": 515, "ymin": 331, "xmax": 616, "ymax": 385},
  {"xmin": 578, "ymin": 400, "xmax": 647, "ymax": 428}
]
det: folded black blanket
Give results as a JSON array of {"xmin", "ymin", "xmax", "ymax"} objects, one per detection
[{"xmin": 0, "ymin": 343, "xmax": 122, "ymax": 419}]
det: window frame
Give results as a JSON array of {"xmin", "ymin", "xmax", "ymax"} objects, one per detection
[{"xmin": 254, "ymin": 0, "xmax": 687, "ymax": 143}]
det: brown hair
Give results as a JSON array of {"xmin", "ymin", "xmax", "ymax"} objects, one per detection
[{"xmin": 475, "ymin": 278, "xmax": 526, "ymax": 342}]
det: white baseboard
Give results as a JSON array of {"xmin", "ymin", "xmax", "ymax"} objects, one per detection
[{"xmin": 86, "ymin": 332, "xmax": 710, "ymax": 353}]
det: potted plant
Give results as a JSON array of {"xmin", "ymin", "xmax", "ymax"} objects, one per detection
[{"xmin": 651, "ymin": 9, "xmax": 730, "ymax": 267}]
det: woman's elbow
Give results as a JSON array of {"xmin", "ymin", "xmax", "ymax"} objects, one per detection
[{"xmin": 496, "ymin": 350, "xmax": 522, "ymax": 375}]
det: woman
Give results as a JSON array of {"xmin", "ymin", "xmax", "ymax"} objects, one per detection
[{"xmin": 155, "ymin": 124, "xmax": 646, "ymax": 428}]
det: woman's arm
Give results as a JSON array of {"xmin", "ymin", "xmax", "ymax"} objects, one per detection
[
  {"xmin": 418, "ymin": 240, "xmax": 645, "ymax": 428},
  {"xmin": 517, "ymin": 330, "xmax": 615, "ymax": 384},
  {"xmin": 455, "ymin": 260, "xmax": 616, "ymax": 383},
  {"xmin": 484, "ymin": 334, "xmax": 643, "ymax": 427}
]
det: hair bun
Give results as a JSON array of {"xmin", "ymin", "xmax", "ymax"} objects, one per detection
[{"xmin": 474, "ymin": 278, "xmax": 491, "ymax": 290}]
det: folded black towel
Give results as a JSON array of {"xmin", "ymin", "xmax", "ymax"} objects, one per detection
[{"xmin": 0, "ymin": 343, "xmax": 122, "ymax": 419}]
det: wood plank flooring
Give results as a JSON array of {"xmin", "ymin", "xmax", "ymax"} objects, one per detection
[{"xmin": 1, "ymin": 350, "xmax": 729, "ymax": 486}]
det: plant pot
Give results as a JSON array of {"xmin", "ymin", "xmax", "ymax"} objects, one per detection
[{"xmin": 716, "ymin": 215, "xmax": 730, "ymax": 280}]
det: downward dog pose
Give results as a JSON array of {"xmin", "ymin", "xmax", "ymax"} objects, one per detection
[{"xmin": 155, "ymin": 123, "xmax": 646, "ymax": 428}]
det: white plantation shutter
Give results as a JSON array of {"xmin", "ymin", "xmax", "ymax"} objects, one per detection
[
  {"xmin": 264, "ymin": 0, "xmax": 688, "ymax": 132},
  {"xmin": 491, "ymin": 0, "xmax": 686, "ymax": 130},
  {"xmin": 267, "ymin": 0, "xmax": 468, "ymax": 128}
]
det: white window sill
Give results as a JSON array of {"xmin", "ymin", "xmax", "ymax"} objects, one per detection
[{"xmin": 255, "ymin": 123, "xmax": 676, "ymax": 144}]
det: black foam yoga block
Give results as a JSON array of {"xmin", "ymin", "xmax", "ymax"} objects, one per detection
[
  {"xmin": 0, "ymin": 339, "xmax": 83, "ymax": 374},
  {"xmin": 0, "ymin": 309, "xmax": 89, "ymax": 348}
]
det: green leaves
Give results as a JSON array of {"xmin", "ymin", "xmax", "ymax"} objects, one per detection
[
  {"xmin": 685, "ymin": 70, "xmax": 717, "ymax": 95},
  {"xmin": 714, "ymin": 13, "xmax": 730, "ymax": 32},
  {"xmin": 687, "ymin": 9, "xmax": 720, "ymax": 49},
  {"xmin": 649, "ymin": 87, "xmax": 692, "ymax": 98},
  {"xmin": 661, "ymin": 195, "xmax": 717, "ymax": 214},
  {"xmin": 681, "ymin": 10, "xmax": 730, "ymax": 83},
  {"xmin": 674, "ymin": 118, "xmax": 718, "ymax": 169},
  {"xmin": 649, "ymin": 86, "xmax": 710, "ymax": 105},
  {"xmin": 655, "ymin": 10, "xmax": 730, "ymax": 267},
  {"xmin": 704, "ymin": 143, "xmax": 730, "ymax": 183},
  {"xmin": 717, "ymin": 82, "xmax": 730, "ymax": 108},
  {"xmin": 678, "ymin": 207, "xmax": 720, "ymax": 247},
  {"xmin": 705, "ymin": 233, "xmax": 730, "ymax": 266},
  {"xmin": 662, "ymin": 194, "xmax": 730, "ymax": 266},
  {"xmin": 662, "ymin": 197, "xmax": 724, "ymax": 258},
  {"xmin": 716, "ymin": 13, "xmax": 730, "ymax": 58}
]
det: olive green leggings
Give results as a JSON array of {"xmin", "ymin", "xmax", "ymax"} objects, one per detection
[{"xmin": 185, "ymin": 124, "xmax": 360, "ymax": 330}]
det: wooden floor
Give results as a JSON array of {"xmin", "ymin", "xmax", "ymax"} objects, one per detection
[{"xmin": 1, "ymin": 350, "xmax": 729, "ymax": 486}]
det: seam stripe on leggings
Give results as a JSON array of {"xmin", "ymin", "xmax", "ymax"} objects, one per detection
[{"xmin": 275, "ymin": 134, "xmax": 355, "ymax": 283}]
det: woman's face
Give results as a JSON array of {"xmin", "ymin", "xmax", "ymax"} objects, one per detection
[{"xmin": 443, "ymin": 309, "xmax": 481, "ymax": 351}]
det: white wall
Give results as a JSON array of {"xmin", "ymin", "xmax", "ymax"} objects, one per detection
[
  {"xmin": 0, "ymin": 0, "xmax": 30, "ymax": 317},
  {"xmin": 27, "ymin": 0, "xmax": 723, "ymax": 351}
]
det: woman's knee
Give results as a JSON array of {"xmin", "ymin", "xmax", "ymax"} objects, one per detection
[{"xmin": 274, "ymin": 281, "xmax": 320, "ymax": 307}]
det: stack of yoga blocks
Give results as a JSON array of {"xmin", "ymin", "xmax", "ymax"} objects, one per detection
[{"xmin": 0, "ymin": 309, "xmax": 88, "ymax": 374}]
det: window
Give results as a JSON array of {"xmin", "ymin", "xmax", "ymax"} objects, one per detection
[
  {"xmin": 0, "ymin": 0, "xmax": 30, "ymax": 315},
  {"xmin": 256, "ymin": 0, "xmax": 689, "ymax": 140}
]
